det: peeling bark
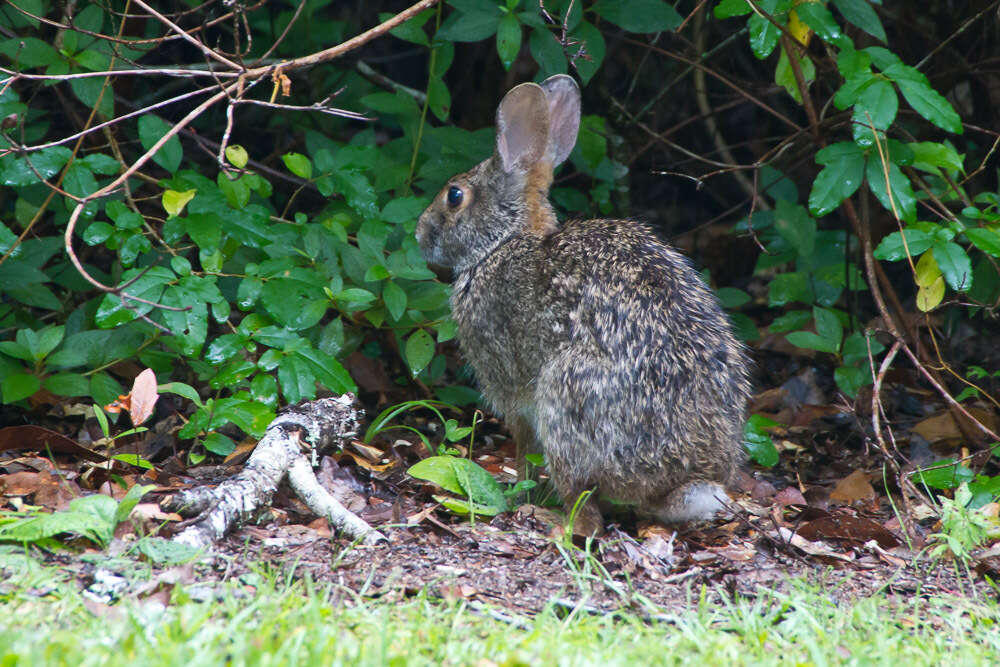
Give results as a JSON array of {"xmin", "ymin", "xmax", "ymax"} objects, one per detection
[{"xmin": 163, "ymin": 395, "xmax": 386, "ymax": 548}]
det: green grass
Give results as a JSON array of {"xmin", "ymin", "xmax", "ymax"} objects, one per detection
[{"xmin": 2, "ymin": 549, "xmax": 999, "ymax": 666}]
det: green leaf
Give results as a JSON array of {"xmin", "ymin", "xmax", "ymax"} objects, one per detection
[
  {"xmin": 813, "ymin": 306, "xmax": 844, "ymax": 349},
  {"xmin": 748, "ymin": 1, "xmax": 781, "ymax": 59},
  {"xmin": 873, "ymin": 228, "xmax": 934, "ymax": 261},
  {"xmin": 910, "ymin": 141, "xmax": 964, "ymax": 174},
  {"xmin": 841, "ymin": 331, "xmax": 885, "ymax": 366},
  {"xmin": 1, "ymin": 373, "xmax": 40, "ymax": 403},
  {"xmin": 202, "ymin": 432, "xmax": 236, "ymax": 456},
  {"xmin": 715, "ymin": 287, "xmax": 751, "ymax": 309},
  {"xmin": 382, "ymin": 9, "xmax": 431, "ymax": 45},
  {"xmin": 883, "ymin": 64, "xmax": 963, "ymax": 134},
  {"xmin": 865, "ymin": 157, "xmax": 916, "ymax": 223},
  {"xmin": 261, "ymin": 278, "xmax": 327, "ymax": 331},
  {"xmin": 932, "ymin": 240, "xmax": 972, "ymax": 292},
  {"xmin": 405, "ymin": 328, "xmax": 435, "ymax": 376},
  {"xmin": 577, "ymin": 115, "xmax": 607, "ymax": 169},
  {"xmin": 225, "ymin": 145, "xmax": 249, "ymax": 169},
  {"xmin": 42, "ymin": 373, "xmax": 90, "ymax": 397},
  {"xmin": 436, "ymin": 7, "xmax": 501, "ymax": 42},
  {"xmin": 795, "ymin": 2, "xmax": 842, "ymax": 43},
  {"xmin": 768, "ymin": 272, "xmax": 812, "ymax": 306},
  {"xmin": 570, "ymin": 21, "xmax": 605, "ymax": 85},
  {"xmin": 786, "ymin": 331, "xmax": 839, "ymax": 354},
  {"xmin": 282, "ymin": 153, "xmax": 313, "ymax": 179},
  {"xmin": 831, "ymin": 0, "xmax": 886, "ymax": 43},
  {"xmin": 383, "ymin": 281, "xmax": 407, "ymax": 321},
  {"xmin": 162, "ymin": 189, "xmax": 196, "ymax": 217},
  {"xmin": 593, "ymin": 0, "xmax": 682, "ymax": 33},
  {"xmin": 808, "ymin": 143, "xmax": 865, "ymax": 217},
  {"xmin": 408, "ymin": 455, "xmax": 508, "ymax": 514},
  {"xmin": 529, "ymin": 28, "xmax": 566, "ymax": 77},
  {"xmin": 966, "ymin": 228, "xmax": 1000, "ymax": 258},
  {"xmin": 769, "ymin": 309, "xmax": 811, "ymax": 333},
  {"xmin": 852, "ymin": 78, "xmax": 897, "ymax": 145},
  {"xmin": 774, "ymin": 199, "xmax": 816, "ymax": 257},
  {"xmin": 293, "ymin": 346, "xmax": 357, "ymax": 394},
  {"xmin": 381, "ymin": 196, "xmax": 429, "ymax": 224},
  {"xmin": 714, "ymin": 0, "xmax": 751, "ymax": 19},
  {"xmin": 834, "ymin": 366, "xmax": 871, "ymax": 398},
  {"xmin": 911, "ymin": 459, "xmax": 975, "ymax": 490},
  {"xmin": 114, "ymin": 484, "xmax": 155, "ymax": 524},
  {"xmin": 138, "ymin": 115, "xmax": 183, "ymax": 174},
  {"xmin": 1, "ymin": 146, "xmax": 72, "ymax": 187},
  {"xmin": 496, "ymin": 13, "xmax": 522, "ymax": 70},
  {"xmin": 0, "ymin": 36, "xmax": 59, "ymax": 67},
  {"xmin": 744, "ymin": 415, "xmax": 779, "ymax": 468}
]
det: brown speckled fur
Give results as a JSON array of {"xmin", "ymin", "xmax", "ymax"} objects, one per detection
[{"xmin": 416, "ymin": 76, "xmax": 751, "ymax": 533}]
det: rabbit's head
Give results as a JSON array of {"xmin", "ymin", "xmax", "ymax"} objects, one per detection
[{"xmin": 417, "ymin": 75, "xmax": 581, "ymax": 272}]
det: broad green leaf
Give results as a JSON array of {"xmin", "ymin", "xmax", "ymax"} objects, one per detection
[
  {"xmin": 852, "ymin": 78, "xmax": 897, "ymax": 146},
  {"xmin": 436, "ymin": 7, "xmax": 501, "ymax": 41},
  {"xmin": 382, "ymin": 9, "xmax": 431, "ymax": 45},
  {"xmin": 744, "ymin": 415, "xmax": 779, "ymax": 468},
  {"xmin": 593, "ymin": 0, "xmax": 682, "ymax": 32},
  {"xmin": 138, "ymin": 115, "xmax": 183, "ymax": 174},
  {"xmin": 795, "ymin": 2, "xmax": 842, "ymax": 43},
  {"xmin": 202, "ymin": 432, "xmax": 236, "ymax": 456},
  {"xmin": 570, "ymin": 20, "xmax": 605, "ymax": 85},
  {"xmin": 966, "ymin": 228, "xmax": 1000, "ymax": 258},
  {"xmin": 911, "ymin": 459, "xmax": 975, "ymax": 490},
  {"xmin": 715, "ymin": 287, "xmax": 751, "ymax": 309},
  {"xmin": 768, "ymin": 271, "xmax": 812, "ymax": 306},
  {"xmin": 813, "ymin": 307, "xmax": 843, "ymax": 349},
  {"xmin": 1, "ymin": 373, "xmax": 40, "ymax": 403},
  {"xmin": 42, "ymin": 373, "xmax": 90, "ymax": 397},
  {"xmin": 282, "ymin": 153, "xmax": 312, "ymax": 179},
  {"xmin": 1, "ymin": 146, "xmax": 72, "ymax": 187},
  {"xmin": 405, "ymin": 328, "xmax": 435, "ymax": 376},
  {"xmin": 496, "ymin": 13, "xmax": 522, "ymax": 70},
  {"xmin": 768, "ymin": 309, "xmax": 811, "ymax": 333},
  {"xmin": 774, "ymin": 199, "xmax": 816, "ymax": 257},
  {"xmin": 774, "ymin": 44, "xmax": 815, "ymax": 103},
  {"xmin": 808, "ymin": 143, "xmax": 865, "ymax": 217},
  {"xmin": 748, "ymin": 0, "xmax": 781, "ymax": 59},
  {"xmin": 293, "ymin": 346, "xmax": 357, "ymax": 394},
  {"xmin": 158, "ymin": 381, "xmax": 204, "ymax": 407},
  {"xmin": 162, "ymin": 189, "xmax": 196, "ymax": 217},
  {"xmin": 834, "ymin": 366, "xmax": 871, "ymax": 398},
  {"xmin": 0, "ymin": 36, "xmax": 58, "ymax": 66},
  {"xmin": 910, "ymin": 141, "xmax": 964, "ymax": 174},
  {"xmin": 865, "ymin": 158, "xmax": 916, "ymax": 223},
  {"xmin": 841, "ymin": 331, "xmax": 885, "ymax": 366},
  {"xmin": 884, "ymin": 64, "xmax": 963, "ymax": 134},
  {"xmin": 831, "ymin": 0, "xmax": 886, "ymax": 43},
  {"xmin": 714, "ymin": 0, "xmax": 751, "ymax": 18},
  {"xmin": 786, "ymin": 330, "xmax": 839, "ymax": 354},
  {"xmin": 529, "ymin": 27, "xmax": 566, "ymax": 77},
  {"xmin": 932, "ymin": 240, "xmax": 972, "ymax": 292},
  {"xmin": 873, "ymin": 228, "xmax": 934, "ymax": 261},
  {"xmin": 383, "ymin": 281, "xmax": 407, "ymax": 321},
  {"xmin": 225, "ymin": 145, "xmax": 249, "ymax": 169}
]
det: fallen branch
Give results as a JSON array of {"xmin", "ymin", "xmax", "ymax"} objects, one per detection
[{"xmin": 163, "ymin": 395, "xmax": 386, "ymax": 548}]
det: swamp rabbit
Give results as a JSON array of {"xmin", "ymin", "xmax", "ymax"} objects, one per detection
[{"xmin": 416, "ymin": 75, "xmax": 751, "ymax": 534}]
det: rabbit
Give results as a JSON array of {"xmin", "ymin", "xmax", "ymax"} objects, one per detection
[{"xmin": 416, "ymin": 74, "xmax": 751, "ymax": 535}]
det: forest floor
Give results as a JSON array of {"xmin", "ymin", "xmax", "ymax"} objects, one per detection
[{"xmin": 2, "ymin": 343, "xmax": 1000, "ymax": 620}]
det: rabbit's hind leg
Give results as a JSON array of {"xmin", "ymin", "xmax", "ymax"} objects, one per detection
[{"xmin": 649, "ymin": 481, "xmax": 730, "ymax": 524}]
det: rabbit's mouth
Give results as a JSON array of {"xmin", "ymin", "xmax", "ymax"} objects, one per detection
[{"xmin": 415, "ymin": 212, "xmax": 446, "ymax": 267}]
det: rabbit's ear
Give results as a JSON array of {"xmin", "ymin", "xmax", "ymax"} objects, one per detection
[
  {"xmin": 540, "ymin": 75, "xmax": 580, "ymax": 167},
  {"xmin": 496, "ymin": 83, "xmax": 550, "ymax": 173}
]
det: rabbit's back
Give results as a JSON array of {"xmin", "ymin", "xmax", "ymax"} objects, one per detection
[{"xmin": 452, "ymin": 217, "xmax": 750, "ymax": 506}]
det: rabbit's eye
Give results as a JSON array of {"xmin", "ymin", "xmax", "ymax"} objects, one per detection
[{"xmin": 446, "ymin": 185, "xmax": 464, "ymax": 208}]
